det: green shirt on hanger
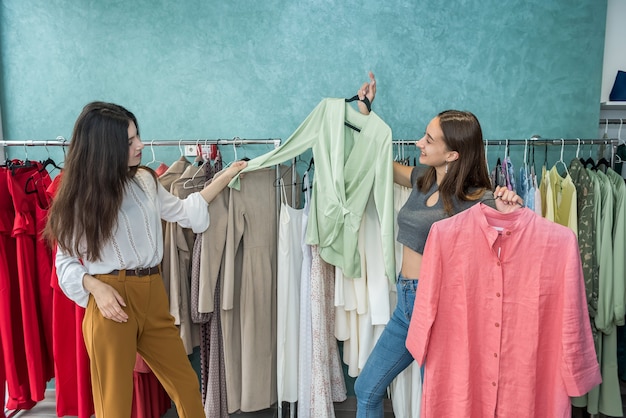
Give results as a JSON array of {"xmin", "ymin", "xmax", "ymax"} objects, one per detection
[{"xmin": 229, "ymin": 98, "xmax": 396, "ymax": 282}]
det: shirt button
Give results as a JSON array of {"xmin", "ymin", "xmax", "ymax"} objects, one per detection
[
  {"xmin": 496, "ymin": 292, "xmax": 501, "ymax": 297},
  {"xmin": 492, "ymin": 382, "xmax": 496, "ymax": 386},
  {"xmin": 494, "ymin": 353, "xmax": 498, "ymax": 358},
  {"xmin": 495, "ymin": 323, "xmax": 500, "ymax": 327},
  {"xmin": 506, "ymin": 231, "xmax": 511, "ymax": 236},
  {"xmin": 497, "ymin": 261, "xmax": 501, "ymax": 266}
]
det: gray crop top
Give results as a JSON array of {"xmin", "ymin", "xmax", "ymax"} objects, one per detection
[{"xmin": 396, "ymin": 166, "xmax": 496, "ymax": 254}]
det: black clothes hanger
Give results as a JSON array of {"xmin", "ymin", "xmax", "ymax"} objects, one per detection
[
  {"xmin": 303, "ymin": 157, "xmax": 314, "ymax": 193},
  {"xmin": 344, "ymin": 95, "xmax": 371, "ymax": 132},
  {"xmin": 593, "ymin": 157, "xmax": 610, "ymax": 172},
  {"xmin": 493, "ymin": 157, "xmax": 503, "ymax": 187},
  {"xmin": 579, "ymin": 142, "xmax": 595, "ymax": 168},
  {"xmin": 344, "ymin": 121, "xmax": 361, "ymax": 132},
  {"xmin": 345, "ymin": 95, "xmax": 371, "ymax": 112},
  {"xmin": 8, "ymin": 159, "xmax": 34, "ymax": 175},
  {"xmin": 40, "ymin": 157, "xmax": 61, "ymax": 172},
  {"xmin": 305, "ymin": 157, "xmax": 314, "ymax": 175},
  {"xmin": 582, "ymin": 156, "xmax": 596, "ymax": 169}
]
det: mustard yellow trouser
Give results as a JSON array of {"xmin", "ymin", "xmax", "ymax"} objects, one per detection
[{"xmin": 83, "ymin": 270, "xmax": 204, "ymax": 418}]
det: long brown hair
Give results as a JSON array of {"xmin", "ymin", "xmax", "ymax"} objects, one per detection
[
  {"xmin": 416, "ymin": 110, "xmax": 492, "ymax": 215},
  {"xmin": 44, "ymin": 101, "xmax": 145, "ymax": 261}
]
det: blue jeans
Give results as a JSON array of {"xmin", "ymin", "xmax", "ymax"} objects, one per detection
[{"xmin": 354, "ymin": 274, "xmax": 418, "ymax": 418}]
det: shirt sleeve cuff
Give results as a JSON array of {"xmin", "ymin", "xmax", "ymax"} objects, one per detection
[
  {"xmin": 180, "ymin": 192, "xmax": 211, "ymax": 233},
  {"xmin": 56, "ymin": 249, "xmax": 90, "ymax": 308}
]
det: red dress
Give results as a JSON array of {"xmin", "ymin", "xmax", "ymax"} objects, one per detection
[
  {"xmin": 0, "ymin": 165, "xmax": 36, "ymax": 411},
  {"xmin": 47, "ymin": 174, "xmax": 95, "ymax": 417},
  {"xmin": 5, "ymin": 161, "xmax": 54, "ymax": 403}
]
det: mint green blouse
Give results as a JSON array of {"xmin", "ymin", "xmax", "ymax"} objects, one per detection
[{"xmin": 229, "ymin": 98, "xmax": 395, "ymax": 282}]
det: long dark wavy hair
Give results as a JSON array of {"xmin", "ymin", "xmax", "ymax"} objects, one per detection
[
  {"xmin": 44, "ymin": 101, "xmax": 150, "ymax": 261},
  {"xmin": 416, "ymin": 110, "xmax": 492, "ymax": 216}
]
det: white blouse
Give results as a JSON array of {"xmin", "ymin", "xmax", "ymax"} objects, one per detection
[{"xmin": 56, "ymin": 168, "xmax": 209, "ymax": 307}]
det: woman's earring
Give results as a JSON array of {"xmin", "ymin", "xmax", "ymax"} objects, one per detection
[{"xmin": 445, "ymin": 162, "xmax": 449, "ymax": 174}]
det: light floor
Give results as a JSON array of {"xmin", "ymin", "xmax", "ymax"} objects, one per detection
[
  {"xmin": 6, "ymin": 390, "xmax": 393, "ymax": 417},
  {"xmin": 8, "ymin": 388, "xmax": 626, "ymax": 418}
]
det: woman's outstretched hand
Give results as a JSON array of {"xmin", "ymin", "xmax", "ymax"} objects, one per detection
[
  {"xmin": 357, "ymin": 71, "xmax": 376, "ymax": 115},
  {"xmin": 200, "ymin": 159, "xmax": 248, "ymax": 204},
  {"xmin": 225, "ymin": 160, "xmax": 248, "ymax": 177}
]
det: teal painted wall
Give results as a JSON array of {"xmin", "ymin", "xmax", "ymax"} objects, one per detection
[{"xmin": 1, "ymin": 0, "xmax": 607, "ymax": 166}]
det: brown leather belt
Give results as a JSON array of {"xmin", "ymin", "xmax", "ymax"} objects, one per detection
[{"xmin": 109, "ymin": 266, "xmax": 160, "ymax": 276}]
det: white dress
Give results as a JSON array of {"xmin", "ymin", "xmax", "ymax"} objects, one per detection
[
  {"xmin": 277, "ymin": 179, "xmax": 305, "ymax": 404},
  {"xmin": 297, "ymin": 173, "xmax": 314, "ymax": 418}
]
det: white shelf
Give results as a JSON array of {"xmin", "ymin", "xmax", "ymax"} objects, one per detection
[{"xmin": 601, "ymin": 101, "xmax": 626, "ymax": 110}]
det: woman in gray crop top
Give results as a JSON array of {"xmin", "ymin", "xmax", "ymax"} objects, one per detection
[{"xmin": 353, "ymin": 72, "xmax": 524, "ymax": 418}]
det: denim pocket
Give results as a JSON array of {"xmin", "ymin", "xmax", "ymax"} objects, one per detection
[{"xmin": 398, "ymin": 279, "xmax": 418, "ymax": 321}]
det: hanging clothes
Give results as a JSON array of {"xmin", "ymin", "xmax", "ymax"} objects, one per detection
[
  {"xmin": 607, "ymin": 169, "xmax": 626, "ymax": 323},
  {"xmin": 543, "ymin": 165, "xmax": 578, "ymax": 234},
  {"xmin": 0, "ymin": 165, "xmax": 37, "ymax": 412},
  {"xmin": 191, "ymin": 167, "xmax": 229, "ymax": 418},
  {"xmin": 297, "ymin": 172, "xmax": 315, "ymax": 418},
  {"xmin": 532, "ymin": 165, "xmax": 542, "ymax": 216},
  {"xmin": 568, "ymin": 159, "xmax": 599, "ymax": 336},
  {"xmin": 517, "ymin": 163, "xmax": 532, "ymax": 211},
  {"xmin": 130, "ymin": 356, "xmax": 173, "ymax": 418},
  {"xmin": 159, "ymin": 156, "xmax": 192, "ymax": 302},
  {"xmin": 535, "ymin": 164, "xmax": 552, "ymax": 218},
  {"xmin": 5, "ymin": 160, "xmax": 54, "ymax": 402},
  {"xmin": 165, "ymin": 163, "xmax": 205, "ymax": 354},
  {"xmin": 276, "ymin": 178, "xmax": 304, "ymax": 405},
  {"xmin": 308, "ymin": 245, "xmax": 347, "ymax": 417},
  {"xmin": 47, "ymin": 174, "xmax": 95, "ymax": 418},
  {"xmin": 0, "ymin": 340, "xmax": 5, "ymax": 418},
  {"xmin": 229, "ymin": 98, "xmax": 396, "ymax": 284},
  {"xmin": 572, "ymin": 168, "xmax": 624, "ymax": 416},
  {"xmin": 335, "ymin": 191, "xmax": 393, "ymax": 378},
  {"xmin": 208, "ymin": 166, "xmax": 295, "ymax": 413}
]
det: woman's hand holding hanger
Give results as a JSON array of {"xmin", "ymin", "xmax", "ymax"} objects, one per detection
[
  {"xmin": 357, "ymin": 71, "xmax": 376, "ymax": 115},
  {"xmin": 493, "ymin": 185, "xmax": 524, "ymax": 213},
  {"xmin": 199, "ymin": 160, "xmax": 248, "ymax": 204}
]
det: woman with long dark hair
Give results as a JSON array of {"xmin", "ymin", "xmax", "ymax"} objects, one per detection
[
  {"xmin": 44, "ymin": 101, "xmax": 246, "ymax": 417},
  {"xmin": 352, "ymin": 73, "xmax": 523, "ymax": 417}
]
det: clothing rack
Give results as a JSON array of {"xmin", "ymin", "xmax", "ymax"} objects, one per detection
[
  {"xmin": 0, "ymin": 138, "xmax": 282, "ymax": 157},
  {"xmin": 600, "ymin": 119, "xmax": 626, "ymax": 125},
  {"xmin": 484, "ymin": 138, "xmax": 620, "ymax": 169},
  {"xmin": 1, "ymin": 137, "xmax": 289, "ymax": 417},
  {"xmin": 0, "ymin": 138, "xmax": 282, "ymax": 146},
  {"xmin": 394, "ymin": 138, "xmax": 619, "ymax": 146},
  {"xmin": 393, "ymin": 138, "xmax": 620, "ymax": 168},
  {"xmin": 0, "ymin": 137, "xmax": 284, "ymax": 208},
  {"xmin": 484, "ymin": 138, "xmax": 618, "ymax": 146}
]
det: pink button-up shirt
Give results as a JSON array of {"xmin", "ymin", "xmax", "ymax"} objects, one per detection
[{"xmin": 406, "ymin": 204, "xmax": 601, "ymax": 418}]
